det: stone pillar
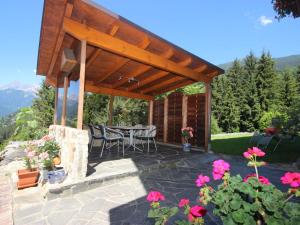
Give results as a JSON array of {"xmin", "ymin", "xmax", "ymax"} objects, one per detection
[{"xmin": 49, "ymin": 125, "xmax": 89, "ymax": 180}]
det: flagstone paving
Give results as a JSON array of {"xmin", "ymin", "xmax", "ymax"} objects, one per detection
[{"xmin": 2, "ymin": 144, "xmax": 300, "ymax": 225}]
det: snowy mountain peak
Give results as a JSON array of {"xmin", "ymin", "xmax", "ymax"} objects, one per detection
[{"xmin": 0, "ymin": 81, "xmax": 39, "ymax": 93}]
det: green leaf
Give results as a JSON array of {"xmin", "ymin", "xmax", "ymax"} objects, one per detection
[
  {"xmin": 289, "ymin": 216, "xmax": 300, "ymax": 225},
  {"xmin": 222, "ymin": 215, "xmax": 237, "ymax": 225},
  {"xmin": 284, "ymin": 202, "xmax": 300, "ymax": 217},
  {"xmin": 232, "ymin": 209, "xmax": 248, "ymax": 223},
  {"xmin": 175, "ymin": 220, "xmax": 190, "ymax": 225},
  {"xmin": 230, "ymin": 198, "xmax": 242, "ymax": 210}
]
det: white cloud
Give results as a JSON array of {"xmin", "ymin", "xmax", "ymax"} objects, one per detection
[{"xmin": 259, "ymin": 16, "xmax": 273, "ymax": 26}]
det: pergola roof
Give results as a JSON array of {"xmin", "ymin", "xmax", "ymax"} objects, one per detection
[{"xmin": 37, "ymin": 0, "xmax": 224, "ymax": 100}]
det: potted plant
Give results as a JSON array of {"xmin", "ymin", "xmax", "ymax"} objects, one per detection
[
  {"xmin": 17, "ymin": 144, "xmax": 40, "ymax": 189},
  {"xmin": 146, "ymin": 147, "xmax": 300, "ymax": 225},
  {"xmin": 181, "ymin": 127, "xmax": 194, "ymax": 152}
]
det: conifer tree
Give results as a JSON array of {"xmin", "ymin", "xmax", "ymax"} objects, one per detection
[
  {"xmin": 296, "ymin": 65, "xmax": 300, "ymax": 94},
  {"xmin": 256, "ymin": 52, "xmax": 279, "ymax": 112},
  {"xmin": 280, "ymin": 69, "xmax": 299, "ymax": 109},
  {"xmin": 241, "ymin": 52, "xmax": 261, "ymax": 130},
  {"xmin": 32, "ymin": 80, "xmax": 55, "ymax": 129}
]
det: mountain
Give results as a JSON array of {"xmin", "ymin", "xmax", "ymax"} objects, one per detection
[
  {"xmin": 218, "ymin": 54, "xmax": 300, "ymax": 71},
  {"xmin": 0, "ymin": 88, "xmax": 36, "ymax": 117}
]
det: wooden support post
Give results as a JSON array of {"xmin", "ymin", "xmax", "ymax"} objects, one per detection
[
  {"xmin": 163, "ymin": 97, "xmax": 168, "ymax": 143},
  {"xmin": 53, "ymin": 87, "xmax": 59, "ymax": 125},
  {"xmin": 148, "ymin": 100, "xmax": 154, "ymax": 125},
  {"xmin": 77, "ymin": 40, "xmax": 87, "ymax": 129},
  {"xmin": 182, "ymin": 95, "xmax": 188, "ymax": 143},
  {"xmin": 205, "ymin": 82, "xmax": 212, "ymax": 152},
  {"xmin": 108, "ymin": 95, "xmax": 114, "ymax": 126},
  {"xmin": 61, "ymin": 75, "xmax": 69, "ymax": 126}
]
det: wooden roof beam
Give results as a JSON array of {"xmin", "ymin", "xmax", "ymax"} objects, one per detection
[
  {"xmin": 128, "ymin": 56, "xmax": 193, "ymax": 92},
  {"xmin": 47, "ymin": 3, "xmax": 74, "ymax": 79},
  {"xmin": 152, "ymin": 80, "xmax": 194, "ymax": 96},
  {"xmin": 141, "ymin": 76, "xmax": 186, "ymax": 94},
  {"xmin": 85, "ymin": 84, "xmax": 154, "ymax": 101},
  {"xmin": 63, "ymin": 17, "xmax": 210, "ymax": 82}
]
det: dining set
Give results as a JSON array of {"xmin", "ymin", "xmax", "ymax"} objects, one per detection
[{"xmin": 88, "ymin": 124, "xmax": 158, "ymax": 158}]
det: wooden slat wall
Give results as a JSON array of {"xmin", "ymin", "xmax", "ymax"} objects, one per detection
[
  {"xmin": 187, "ymin": 94, "xmax": 206, "ymax": 146},
  {"xmin": 153, "ymin": 100, "xmax": 164, "ymax": 141},
  {"xmin": 153, "ymin": 93, "xmax": 206, "ymax": 147},
  {"xmin": 167, "ymin": 92, "xmax": 183, "ymax": 144}
]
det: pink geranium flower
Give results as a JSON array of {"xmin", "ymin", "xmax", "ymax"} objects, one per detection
[
  {"xmin": 195, "ymin": 175, "xmax": 210, "ymax": 187},
  {"xmin": 212, "ymin": 160, "xmax": 230, "ymax": 180},
  {"xmin": 39, "ymin": 152, "xmax": 49, "ymax": 160},
  {"xmin": 243, "ymin": 147, "xmax": 265, "ymax": 159},
  {"xmin": 244, "ymin": 174, "xmax": 270, "ymax": 185},
  {"xmin": 281, "ymin": 172, "xmax": 300, "ymax": 188},
  {"xmin": 178, "ymin": 198, "xmax": 190, "ymax": 208},
  {"xmin": 188, "ymin": 205, "xmax": 207, "ymax": 222},
  {"xmin": 146, "ymin": 191, "xmax": 165, "ymax": 202},
  {"xmin": 27, "ymin": 151, "xmax": 36, "ymax": 159}
]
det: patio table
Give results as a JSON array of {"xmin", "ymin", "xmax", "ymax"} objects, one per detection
[{"xmin": 108, "ymin": 126, "xmax": 149, "ymax": 152}]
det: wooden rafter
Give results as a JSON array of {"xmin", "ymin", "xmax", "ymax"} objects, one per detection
[
  {"xmin": 152, "ymin": 80, "xmax": 194, "ymax": 96},
  {"xmin": 130, "ymin": 56, "xmax": 193, "ymax": 92},
  {"xmin": 47, "ymin": 3, "xmax": 74, "ymax": 78},
  {"xmin": 141, "ymin": 76, "xmax": 186, "ymax": 94},
  {"xmin": 85, "ymin": 85, "xmax": 154, "ymax": 101},
  {"xmin": 63, "ymin": 17, "xmax": 210, "ymax": 82}
]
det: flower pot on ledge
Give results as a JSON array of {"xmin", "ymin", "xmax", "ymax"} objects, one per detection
[{"xmin": 17, "ymin": 168, "xmax": 40, "ymax": 190}]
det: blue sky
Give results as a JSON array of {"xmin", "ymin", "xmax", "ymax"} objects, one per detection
[{"xmin": 0, "ymin": 0, "xmax": 299, "ymax": 86}]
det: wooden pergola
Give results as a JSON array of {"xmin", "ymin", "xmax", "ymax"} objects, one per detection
[{"xmin": 37, "ymin": 0, "xmax": 224, "ymax": 150}]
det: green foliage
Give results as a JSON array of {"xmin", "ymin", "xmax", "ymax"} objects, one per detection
[
  {"xmin": 211, "ymin": 116, "xmax": 222, "ymax": 134},
  {"xmin": 32, "ymin": 80, "xmax": 55, "ymax": 128},
  {"xmin": 212, "ymin": 51, "xmax": 300, "ymax": 133},
  {"xmin": 14, "ymin": 107, "xmax": 45, "ymax": 140},
  {"xmin": 148, "ymin": 206, "xmax": 179, "ymax": 225},
  {"xmin": 84, "ymin": 93, "xmax": 109, "ymax": 125},
  {"xmin": 258, "ymin": 111, "xmax": 288, "ymax": 130}
]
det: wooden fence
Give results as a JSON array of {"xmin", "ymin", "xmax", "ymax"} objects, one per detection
[{"xmin": 152, "ymin": 92, "xmax": 206, "ymax": 147}]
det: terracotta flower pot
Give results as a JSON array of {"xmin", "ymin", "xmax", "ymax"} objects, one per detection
[
  {"xmin": 17, "ymin": 168, "xmax": 39, "ymax": 190},
  {"xmin": 52, "ymin": 156, "xmax": 61, "ymax": 165}
]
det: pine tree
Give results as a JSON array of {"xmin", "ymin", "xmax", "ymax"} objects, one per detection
[
  {"xmin": 280, "ymin": 69, "xmax": 299, "ymax": 109},
  {"xmin": 256, "ymin": 52, "xmax": 279, "ymax": 112},
  {"xmin": 296, "ymin": 65, "xmax": 300, "ymax": 94},
  {"xmin": 32, "ymin": 80, "xmax": 55, "ymax": 129},
  {"xmin": 241, "ymin": 52, "xmax": 261, "ymax": 130}
]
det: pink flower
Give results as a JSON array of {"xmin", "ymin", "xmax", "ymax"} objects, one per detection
[
  {"xmin": 39, "ymin": 152, "xmax": 49, "ymax": 160},
  {"xmin": 42, "ymin": 135, "xmax": 53, "ymax": 141},
  {"xmin": 281, "ymin": 172, "xmax": 300, "ymax": 188},
  {"xmin": 146, "ymin": 191, "xmax": 165, "ymax": 202},
  {"xmin": 212, "ymin": 160, "xmax": 230, "ymax": 180},
  {"xmin": 188, "ymin": 205, "xmax": 207, "ymax": 222},
  {"xmin": 244, "ymin": 174, "xmax": 270, "ymax": 185},
  {"xmin": 178, "ymin": 198, "xmax": 190, "ymax": 208},
  {"xmin": 243, "ymin": 147, "xmax": 265, "ymax": 159},
  {"xmin": 27, "ymin": 151, "xmax": 36, "ymax": 159},
  {"xmin": 195, "ymin": 175, "xmax": 210, "ymax": 187}
]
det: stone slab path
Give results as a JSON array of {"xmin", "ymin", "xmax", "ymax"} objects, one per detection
[{"xmin": 0, "ymin": 174, "xmax": 13, "ymax": 225}]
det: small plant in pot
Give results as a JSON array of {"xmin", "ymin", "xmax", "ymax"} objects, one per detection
[
  {"xmin": 181, "ymin": 127, "xmax": 194, "ymax": 152},
  {"xmin": 17, "ymin": 144, "xmax": 40, "ymax": 189}
]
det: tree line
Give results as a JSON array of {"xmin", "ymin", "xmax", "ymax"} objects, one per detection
[{"xmin": 211, "ymin": 51, "xmax": 300, "ymax": 133}]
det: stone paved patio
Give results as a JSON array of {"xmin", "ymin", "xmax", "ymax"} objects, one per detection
[{"xmin": 2, "ymin": 144, "xmax": 300, "ymax": 225}]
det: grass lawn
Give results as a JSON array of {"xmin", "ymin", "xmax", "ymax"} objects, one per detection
[{"xmin": 211, "ymin": 134, "xmax": 300, "ymax": 163}]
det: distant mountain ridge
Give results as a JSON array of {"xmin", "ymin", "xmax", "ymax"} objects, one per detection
[{"xmin": 218, "ymin": 54, "xmax": 300, "ymax": 71}]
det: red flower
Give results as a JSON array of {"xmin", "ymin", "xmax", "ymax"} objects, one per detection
[
  {"xmin": 188, "ymin": 205, "xmax": 207, "ymax": 222},
  {"xmin": 244, "ymin": 174, "xmax": 270, "ymax": 185},
  {"xmin": 195, "ymin": 175, "xmax": 210, "ymax": 187},
  {"xmin": 243, "ymin": 147, "xmax": 265, "ymax": 159},
  {"xmin": 178, "ymin": 198, "xmax": 190, "ymax": 208},
  {"xmin": 146, "ymin": 191, "xmax": 165, "ymax": 202},
  {"xmin": 212, "ymin": 160, "xmax": 230, "ymax": 180},
  {"xmin": 281, "ymin": 172, "xmax": 300, "ymax": 188}
]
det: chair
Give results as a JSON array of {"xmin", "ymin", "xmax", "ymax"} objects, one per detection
[
  {"xmin": 88, "ymin": 124, "xmax": 104, "ymax": 153},
  {"xmin": 96, "ymin": 125, "xmax": 125, "ymax": 158},
  {"xmin": 256, "ymin": 135, "xmax": 274, "ymax": 150},
  {"xmin": 134, "ymin": 125, "xmax": 158, "ymax": 152},
  {"xmin": 249, "ymin": 131, "xmax": 264, "ymax": 145}
]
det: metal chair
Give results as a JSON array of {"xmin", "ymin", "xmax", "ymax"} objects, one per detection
[
  {"xmin": 256, "ymin": 135, "xmax": 274, "ymax": 150},
  {"xmin": 88, "ymin": 124, "xmax": 104, "ymax": 153},
  {"xmin": 134, "ymin": 125, "xmax": 158, "ymax": 152},
  {"xmin": 97, "ymin": 125, "xmax": 125, "ymax": 158}
]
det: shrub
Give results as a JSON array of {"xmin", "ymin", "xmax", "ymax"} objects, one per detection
[
  {"xmin": 211, "ymin": 116, "xmax": 222, "ymax": 134},
  {"xmin": 258, "ymin": 111, "xmax": 288, "ymax": 131}
]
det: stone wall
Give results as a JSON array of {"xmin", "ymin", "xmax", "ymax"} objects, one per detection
[{"xmin": 49, "ymin": 125, "xmax": 89, "ymax": 180}]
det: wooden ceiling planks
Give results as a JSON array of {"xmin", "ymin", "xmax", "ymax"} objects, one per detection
[{"xmin": 37, "ymin": 0, "xmax": 224, "ymax": 100}]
